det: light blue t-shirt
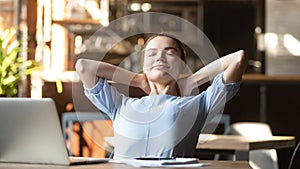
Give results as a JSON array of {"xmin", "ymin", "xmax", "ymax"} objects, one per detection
[{"xmin": 84, "ymin": 72, "xmax": 240, "ymax": 159}]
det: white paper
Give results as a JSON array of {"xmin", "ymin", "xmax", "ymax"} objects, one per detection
[{"xmin": 116, "ymin": 158, "xmax": 208, "ymax": 168}]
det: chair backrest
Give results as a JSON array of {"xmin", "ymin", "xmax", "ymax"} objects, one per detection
[
  {"xmin": 230, "ymin": 122, "xmax": 273, "ymax": 138},
  {"xmin": 229, "ymin": 122, "xmax": 279, "ymax": 169},
  {"xmin": 201, "ymin": 114, "xmax": 231, "ymax": 135},
  {"xmin": 216, "ymin": 114, "xmax": 231, "ymax": 134},
  {"xmin": 61, "ymin": 112, "xmax": 112, "ymax": 156}
]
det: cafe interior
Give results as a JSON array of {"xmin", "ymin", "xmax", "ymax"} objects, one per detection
[{"xmin": 1, "ymin": 0, "xmax": 300, "ymax": 169}]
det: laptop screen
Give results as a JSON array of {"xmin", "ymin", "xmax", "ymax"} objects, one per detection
[{"xmin": 0, "ymin": 98, "xmax": 70, "ymax": 165}]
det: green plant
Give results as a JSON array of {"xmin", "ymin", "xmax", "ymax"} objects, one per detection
[{"xmin": 0, "ymin": 27, "xmax": 40, "ymax": 96}]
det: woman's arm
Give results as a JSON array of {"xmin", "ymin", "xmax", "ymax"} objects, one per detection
[
  {"xmin": 178, "ymin": 50, "xmax": 248, "ymax": 95},
  {"xmin": 221, "ymin": 50, "xmax": 248, "ymax": 83},
  {"xmin": 75, "ymin": 59, "xmax": 150, "ymax": 93}
]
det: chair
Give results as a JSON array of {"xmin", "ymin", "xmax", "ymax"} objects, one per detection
[
  {"xmin": 61, "ymin": 112, "xmax": 110, "ymax": 156},
  {"xmin": 201, "ymin": 114, "xmax": 231, "ymax": 135},
  {"xmin": 196, "ymin": 114, "xmax": 231, "ymax": 160},
  {"xmin": 288, "ymin": 141, "xmax": 300, "ymax": 169},
  {"xmin": 229, "ymin": 122, "xmax": 279, "ymax": 169}
]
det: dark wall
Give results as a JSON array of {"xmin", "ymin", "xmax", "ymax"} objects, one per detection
[{"xmin": 203, "ymin": 0, "xmax": 260, "ymax": 73}]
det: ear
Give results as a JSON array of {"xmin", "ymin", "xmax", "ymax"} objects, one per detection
[
  {"xmin": 178, "ymin": 58, "xmax": 187, "ymax": 73},
  {"xmin": 178, "ymin": 59, "xmax": 193, "ymax": 79}
]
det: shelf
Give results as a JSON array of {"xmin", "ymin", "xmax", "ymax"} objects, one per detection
[
  {"xmin": 128, "ymin": 0, "xmax": 199, "ymax": 2},
  {"xmin": 53, "ymin": 19, "xmax": 103, "ymax": 35},
  {"xmin": 41, "ymin": 71, "xmax": 80, "ymax": 82},
  {"xmin": 242, "ymin": 74, "xmax": 300, "ymax": 84},
  {"xmin": 53, "ymin": 19, "xmax": 101, "ymax": 25}
]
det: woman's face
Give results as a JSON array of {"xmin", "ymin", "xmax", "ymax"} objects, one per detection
[{"xmin": 143, "ymin": 36, "xmax": 185, "ymax": 84}]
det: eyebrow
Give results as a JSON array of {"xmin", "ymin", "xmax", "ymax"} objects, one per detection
[
  {"xmin": 146, "ymin": 47, "xmax": 178, "ymax": 51},
  {"xmin": 164, "ymin": 47, "xmax": 178, "ymax": 51}
]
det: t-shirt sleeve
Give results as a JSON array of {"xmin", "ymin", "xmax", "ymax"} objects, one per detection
[
  {"xmin": 83, "ymin": 78, "xmax": 124, "ymax": 120},
  {"xmin": 203, "ymin": 72, "xmax": 241, "ymax": 114}
]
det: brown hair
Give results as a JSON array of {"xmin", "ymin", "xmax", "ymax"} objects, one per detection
[{"xmin": 142, "ymin": 33, "xmax": 187, "ymax": 63}]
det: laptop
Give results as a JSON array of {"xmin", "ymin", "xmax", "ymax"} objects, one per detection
[{"xmin": 0, "ymin": 97, "xmax": 110, "ymax": 165}]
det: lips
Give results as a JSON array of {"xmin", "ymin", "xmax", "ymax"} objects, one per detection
[{"xmin": 152, "ymin": 64, "xmax": 169, "ymax": 69}]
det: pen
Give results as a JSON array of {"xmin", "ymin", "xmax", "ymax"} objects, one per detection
[{"xmin": 135, "ymin": 157, "xmax": 175, "ymax": 160}]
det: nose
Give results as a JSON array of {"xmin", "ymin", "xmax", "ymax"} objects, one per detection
[{"xmin": 155, "ymin": 50, "xmax": 166, "ymax": 62}]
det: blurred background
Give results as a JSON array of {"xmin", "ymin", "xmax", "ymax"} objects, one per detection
[{"xmin": 1, "ymin": 0, "xmax": 300, "ymax": 168}]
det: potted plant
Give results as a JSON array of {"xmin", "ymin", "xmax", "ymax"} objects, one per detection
[{"xmin": 0, "ymin": 27, "xmax": 40, "ymax": 97}]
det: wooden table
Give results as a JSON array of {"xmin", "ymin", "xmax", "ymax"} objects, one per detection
[
  {"xmin": 0, "ymin": 160, "xmax": 253, "ymax": 169},
  {"xmin": 196, "ymin": 134, "xmax": 296, "ymax": 161},
  {"xmin": 105, "ymin": 134, "xmax": 295, "ymax": 161}
]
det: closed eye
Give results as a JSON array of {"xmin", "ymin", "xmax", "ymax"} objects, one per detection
[
  {"xmin": 145, "ymin": 49, "xmax": 158, "ymax": 57},
  {"xmin": 164, "ymin": 47, "xmax": 179, "ymax": 56},
  {"xmin": 166, "ymin": 49, "xmax": 177, "ymax": 55}
]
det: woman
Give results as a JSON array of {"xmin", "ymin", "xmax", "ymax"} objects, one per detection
[{"xmin": 75, "ymin": 34, "xmax": 247, "ymax": 159}]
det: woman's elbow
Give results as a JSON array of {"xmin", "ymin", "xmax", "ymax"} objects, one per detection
[
  {"xmin": 75, "ymin": 59, "xmax": 87, "ymax": 75},
  {"xmin": 235, "ymin": 50, "xmax": 248, "ymax": 72},
  {"xmin": 223, "ymin": 50, "xmax": 248, "ymax": 83}
]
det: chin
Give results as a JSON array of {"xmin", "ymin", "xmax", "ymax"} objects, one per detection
[{"xmin": 150, "ymin": 73, "xmax": 176, "ymax": 83}]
